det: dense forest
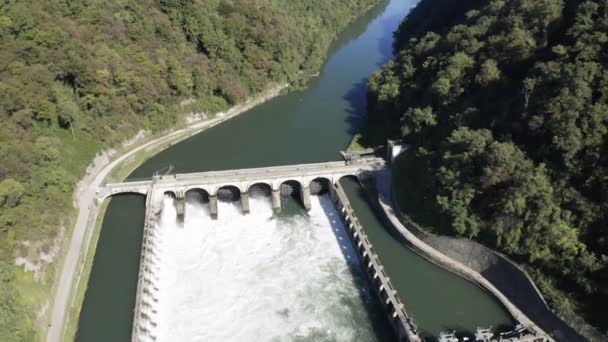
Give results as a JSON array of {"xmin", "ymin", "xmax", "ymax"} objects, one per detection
[
  {"xmin": 0, "ymin": 0, "xmax": 380, "ymax": 340},
  {"xmin": 366, "ymin": 0, "xmax": 608, "ymax": 339}
]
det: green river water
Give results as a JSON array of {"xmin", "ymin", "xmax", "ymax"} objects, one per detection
[{"xmin": 76, "ymin": 1, "xmax": 514, "ymax": 341}]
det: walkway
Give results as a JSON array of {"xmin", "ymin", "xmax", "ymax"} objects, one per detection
[{"xmin": 99, "ymin": 158, "xmax": 385, "ymax": 200}]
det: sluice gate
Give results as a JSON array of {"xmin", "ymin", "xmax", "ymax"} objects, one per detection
[
  {"xmin": 132, "ymin": 187, "xmax": 161, "ymax": 342},
  {"xmin": 175, "ymin": 189, "xmax": 185, "ymax": 222}
]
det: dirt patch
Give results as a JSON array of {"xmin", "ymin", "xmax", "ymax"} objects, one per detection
[
  {"xmin": 185, "ymin": 112, "xmax": 208, "ymax": 124},
  {"xmin": 15, "ymin": 226, "xmax": 65, "ymax": 282},
  {"xmin": 122, "ymin": 130, "xmax": 148, "ymax": 149}
]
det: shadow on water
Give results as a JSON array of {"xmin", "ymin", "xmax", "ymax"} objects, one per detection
[
  {"xmin": 343, "ymin": 78, "xmax": 369, "ymax": 135},
  {"xmin": 318, "ymin": 194, "xmax": 398, "ymax": 342},
  {"xmin": 375, "ymin": 5, "xmax": 419, "ymax": 67},
  {"xmin": 341, "ymin": 1, "xmax": 420, "ymax": 139},
  {"xmin": 324, "ymin": 0, "xmax": 392, "ymax": 57}
]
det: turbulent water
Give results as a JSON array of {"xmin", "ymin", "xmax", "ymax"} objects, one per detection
[{"xmin": 150, "ymin": 195, "xmax": 385, "ymax": 342}]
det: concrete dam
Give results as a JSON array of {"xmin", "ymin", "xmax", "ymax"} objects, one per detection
[
  {"xmin": 99, "ymin": 154, "xmax": 424, "ymax": 342},
  {"xmin": 98, "ymin": 155, "xmax": 386, "ymax": 218},
  {"xmin": 98, "ymin": 153, "xmax": 548, "ymax": 342}
]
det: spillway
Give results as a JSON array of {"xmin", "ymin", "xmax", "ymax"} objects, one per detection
[{"xmin": 148, "ymin": 195, "xmax": 394, "ymax": 342}]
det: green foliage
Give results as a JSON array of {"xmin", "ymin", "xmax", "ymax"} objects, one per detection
[
  {"xmin": 368, "ymin": 0, "xmax": 608, "ymax": 336},
  {"xmin": 0, "ymin": 0, "xmax": 381, "ymax": 339},
  {"xmin": 476, "ymin": 59, "xmax": 501, "ymax": 85},
  {"xmin": 401, "ymin": 106, "xmax": 437, "ymax": 138},
  {"xmin": 0, "ymin": 264, "xmax": 36, "ymax": 342},
  {"xmin": 0, "ymin": 179, "xmax": 25, "ymax": 208}
]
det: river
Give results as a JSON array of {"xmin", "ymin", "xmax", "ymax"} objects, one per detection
[{"xmin": 75, "ymin": 1, "xmax": 514, "ymax": 341}]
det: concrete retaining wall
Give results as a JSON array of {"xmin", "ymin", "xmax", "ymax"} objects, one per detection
[
  {"xmin": 331, "ymin": 183, "xmax": 421, "ymax": 342},
  {"xmin": 131, "ymin": 190, "xmax": 161, "ymax": 342},
  {"xmin": 372, "ymin": 169, "xmax": 583, "ymax": 342},
  {"xmin": 419, "ymin": 235, "xmax": 587, "ymax": 342}
]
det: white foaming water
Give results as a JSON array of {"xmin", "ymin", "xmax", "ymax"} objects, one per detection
[{"xmin": 150, "ymin": 195, "xmax": 382, "ymax": 342}]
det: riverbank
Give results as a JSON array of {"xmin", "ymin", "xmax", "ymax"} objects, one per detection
[
  {"xmin": 3, "ymin": 1, "xmax": 394, "ymax": 338},
  {"xmin": 349, "ymin": 123, "xmax": 598, "ymax": 341},
  {"xmin": 62, "ymin": 199, "xmax": 108, "ymax": 342},
  {"xmin": 364, "ymin": 0, "xmax": 608, "ymax": 336},
  {"xmin": 378, "ymin": 170, "xmax": 540, "ymax": 327},
  {"xmin": 391, "ymin": 153, "xmax": 604, "ymax": 342},
  {"xmin": 47, "ymin": 83, "xmax": 288, "ymax": 342}
]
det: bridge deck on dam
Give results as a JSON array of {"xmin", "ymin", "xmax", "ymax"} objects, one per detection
[{"xmin": 97, "ymin": 158, "xmax": 386, "ymax": 216}]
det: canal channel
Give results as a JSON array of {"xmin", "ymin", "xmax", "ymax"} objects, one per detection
[{"xmin": 75, "ymin": 0, "xmax": 514, "ymax": 341}]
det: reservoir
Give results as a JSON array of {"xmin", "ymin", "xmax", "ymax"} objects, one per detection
[{"xmin": 76, "ymin": 1, "xmax": 514, "ymax": 341}]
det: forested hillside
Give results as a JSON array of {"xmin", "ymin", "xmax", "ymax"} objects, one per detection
[
  {"xmin": 366, "ymin": 0, "xmax": 608, "ymax": 338},
  {"xmin": 0, "ymin": 0, "xmax": 380, "ymax": 340}
]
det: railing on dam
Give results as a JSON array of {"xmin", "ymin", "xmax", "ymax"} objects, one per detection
[
  {"xmin": 98, "ymin": 158, "xmax": 386, "ymax": 200},
  {"xmin": 331, "ymin": 182, "xmax": 422, "ymax": 342}
]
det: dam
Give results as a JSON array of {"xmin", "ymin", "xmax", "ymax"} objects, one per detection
[
  {"xmin": 98, "ymin": 156, "xmax": 386, "ymax": 218},
  {"xmin": 99, "ymin": 153, "xmax": 548, "ymax": 342},
  {"xmin": 100, "ymin": 156, "xmax": 424, "ymax": 341}
]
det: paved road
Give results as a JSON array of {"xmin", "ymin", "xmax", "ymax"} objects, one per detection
[{"xmin": 46, "ymin": 85, "xmax": 286, "ymax": 342}]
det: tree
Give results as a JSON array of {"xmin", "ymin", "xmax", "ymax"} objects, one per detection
[
  {"xmin": 34, "ymin": 137, "xmax": 60, "ymax": 163},
  {"xmin": 401, "ymin": 106, "xmax": 437, "ymax": 137},
  {"xmin": 476, "ymin": 59, "xmax": 501, "ymax": 85},
  {"xmin": 0, "ymin": 179, "xmax": 25, "ymax": 208},
  {"xmin": 53, "ymin": 86, "xmax": 79, "ymax": 139},
  {"xmin": 166, "ymin": 57, "xmax": 193, "ymax": 96}
]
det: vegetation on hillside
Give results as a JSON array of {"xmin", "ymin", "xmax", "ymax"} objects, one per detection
[
  {"xmin": 0, "ymin": 0, "xmax": 380, "ymax": 340},
  {"xmin": 366, "ymin": 0, "xmax": 608, "ymax": 338}
]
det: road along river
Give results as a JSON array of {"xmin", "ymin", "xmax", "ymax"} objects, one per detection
[{"xmin": 75, "ymin": 1, "xmax": 514, "ymax": 341}]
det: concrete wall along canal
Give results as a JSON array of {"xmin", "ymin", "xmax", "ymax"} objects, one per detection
[
  {"xmin": 131, "ymin": 187, "xmax": 161, "ymax": 342},
  {"xmin": 330, "ymin": 181, "xmax": 421, "ymax": 342}
]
